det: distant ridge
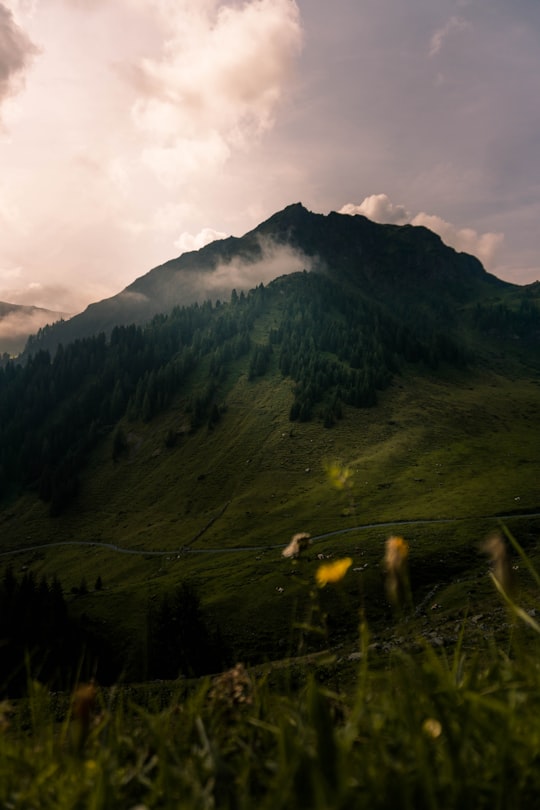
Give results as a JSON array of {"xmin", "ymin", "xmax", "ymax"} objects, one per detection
[
  {"xmin": 23, "ymin": 203, "xmax": 510, "ymax": 357},
  {"xmin": 0, "ymin": 301, "xmax": 68, "ymax": 357}
]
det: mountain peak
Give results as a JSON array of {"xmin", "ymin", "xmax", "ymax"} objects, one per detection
[{"xmin": 21, "ymin": 202, "xmax": 509, "ymax": 357}]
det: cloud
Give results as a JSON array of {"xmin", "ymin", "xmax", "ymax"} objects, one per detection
[
  {"xmin": 410, "ymin": 212, "xmax": 504, "ymax": 270},
  {"xmin": 59, "ymin": 0, "xmax": 107, "ymax": 9},
  {"xmin": 429, "ymin": 15, "xmax": 470, "ymax": 57},
  {"xmin": 0, "ymin": 306, "xmax": 65, "ymax": 341},
  {"xmin": 140, "ymin": 134, "xmax": 231, "ymax": 187},
  {"xmin": 0, "ymin": 263, "xmax": 22, "ymax": 284},
  {"xmin": 340, "ymin": 194, "xmax": 504, "ymax": 270},
  {"xmin": 0, "ymin": 2, "xmax": 38, "ymax": 113},
  {"xmin": 7, "ymin": 1, "xmax": 37, "ymax": 16},
  {"xmin": 197, "ymin": 238, "xmax": 313, "ymax": 297},
  {"xmin": 120, "ymin": 0, "xmax": 303, "ymax": 184},
  {"xmin": 0, "ymin": 278, "xmax": 96, "ymax": 312},
  {"xmin": 115, "ymin": 237, "xmax": 315, "ymax": 315},
  {"xmin": 0, "ymin": 297, "xmax": 70, "ymax": 354},
  {"xmin": 340, "ymin": 195, "xmax": 409, "ymax": 226},
  {"xmin": 174, "ymin": 227, "xmax": 228, "ymax": 254}
]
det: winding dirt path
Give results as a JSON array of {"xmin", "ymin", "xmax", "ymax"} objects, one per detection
[{"xmin": 1, "ymin": 511, "xmax": 538, "ymax": 560}]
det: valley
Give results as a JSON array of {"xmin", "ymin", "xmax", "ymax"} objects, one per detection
[
  {"xmin": 0, "ymin": 205, "xmax": 539, "ymax": 684},
  {"xmin": 1, "ymin": 358, "xmax": 539, "ymax": 679}
]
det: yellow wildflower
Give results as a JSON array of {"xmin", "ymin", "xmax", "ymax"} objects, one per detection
[
  {"xmin": 316, "ymin": 557, "xmax": 353, "ymax": 587},
  {"xmin": 325, "ymin": 462, "xmax": 353, "ymax": 491}
]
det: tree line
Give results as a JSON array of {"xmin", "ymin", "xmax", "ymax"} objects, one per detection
[
  {"xmin": 0, "ymin": 272, "xmax": 495, "ymax": 513},
  {"xmin": 0, "ymin": 567, "xmax": 118, "ymax": 695},
  {"xmin": 0, "ymin": 567, "xmax": 229, "ymax": 697}
]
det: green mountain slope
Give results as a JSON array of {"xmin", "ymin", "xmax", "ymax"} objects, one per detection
[
  {"xmin": 1, "ymin": 340, "xmax": 539, "ymax": 677},
  {"xmin": 1, "ymin": 208, "xmax": 539, "ymax": 680}
]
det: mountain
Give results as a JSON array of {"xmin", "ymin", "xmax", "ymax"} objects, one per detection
[
  {"xmin": 24, "ymin": 203, "xmax": 509, "ymax": 356},
  {"xmin": 1, "ymin": 203, "xmax": 539, "ymax": 681},
  {"xmin": 0, "ymin": 301, "xmax": 68, "ymax": 357}
]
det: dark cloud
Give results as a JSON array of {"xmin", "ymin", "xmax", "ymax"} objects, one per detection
[{"xmin": 0, "ymin": 2, "xmax": 38, "ymax": 109}]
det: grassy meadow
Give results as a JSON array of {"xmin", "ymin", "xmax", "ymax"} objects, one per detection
[
  {"xmin": 2, "ymin": 529, "xmax": 540, "ymax": 808},
  {"xmin": 1, "ymin": 310, "xmax": 539, "ymax": 807},
  {"xmin": 1, "ymin": 352, "xmax": 539, "ymax": 669}
]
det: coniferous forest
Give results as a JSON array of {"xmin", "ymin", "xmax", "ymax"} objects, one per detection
[{"xmin": 2, "ymin": 267, "xmax": 524, "ymax": 516}]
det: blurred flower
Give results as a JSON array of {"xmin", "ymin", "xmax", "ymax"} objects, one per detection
[
  {"xmin": 71, "ymin": 681, "xmax": 97, "ymax": 753},
  {"xmin": 325, "ymin": 461, "xmax": 353, "ymax": 490},
  {"xmin": 384, "ymin": 536, "xmax": 410, "ymax": 607},
  {"xmin": 209, "ymin": 663, "xmax": 252, "ymax": 709},
  {"xmin": 282, "ymin": 532, "xmax": 311, "ymax": 559},
  {"xmin": 72, "ymin": 682, "xmax": 97, "ymax": 723},
  {"xmin": 422, "ymin": 717, "xmax": 442, "ymax": 739},
  {"xmin": 385, "ymin": 536, "xmax": 409, "ymax": 570},
  {"xmin": 316, "ymin": 557, "xmax": 353, "ymax": 587},
  {"xmin": 482, "ymin": 533, "xmax": 512, "ymax": 594}
]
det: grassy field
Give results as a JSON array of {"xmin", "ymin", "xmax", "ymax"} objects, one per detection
[
  {"xmin": 1, "ymin": 355, "xmax": 539, "ymax": 670},
  {"xmin": 1, "ymin": 339, "xmax": 540, "ymax": 806},
  {"xmin": 3, "ymin": 530, "xmax": 540, "ymax": 809}
]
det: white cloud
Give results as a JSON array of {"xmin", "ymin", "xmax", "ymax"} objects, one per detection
[
  {"xmin": 429, "ymin": 15, "xmax": 470, "ymax": 57},
  {"xmin": 340, "ymin": 194, "xmax": 504, "ymax": 270},
  {"xmin": 174, "ymin": 227, "xmax": 228, "ymax": 254},
  {"xmin": 410, "ymin": 212, "xmax": 504, "ymax": 270},
  {"xmin": 0, "ymin": 277, "xmax": 108, "ymax": 312},
  {"xmin": 196, "ymin": 238, "xmax": 313, "ymax": 297},
  {"xmin": 340, "ymin": 195, "xmax": 409, "ymax": 225},
  {"xmin": 6, "ymin": 1, "xmax": 38, "ymax": 18},
  {"xmin": 123, "ymin": 0, "xmax": 303, "ymax": 184},
  {"xmin": 0, "ymin": 307, "xmax": 64, "ymax": 341},
  {"xmin": 140, "ymin": 133, "xmax": 231, "ymax": 186}
]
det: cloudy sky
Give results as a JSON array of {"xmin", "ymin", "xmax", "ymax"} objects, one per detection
[{"xmin": 0, "ymin": 0, "xmax": 539, "ymax": 315}]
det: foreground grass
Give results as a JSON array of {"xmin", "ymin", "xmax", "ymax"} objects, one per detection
[
  {"xmin": 3, "ymin": 626, "xmax": 540, "ymax": 809},
  {"xmin": 3, "ymin": 528, "xmax": 540, "ymax": 810}
]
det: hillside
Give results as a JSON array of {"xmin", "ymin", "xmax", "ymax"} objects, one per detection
[{"xmin": 1, "ymin": 207, "xmax": 539, "ymax": 684}]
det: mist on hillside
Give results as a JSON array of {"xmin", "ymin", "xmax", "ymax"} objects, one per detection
[
  {"xmin": 0, "ymin": 306, "xmax": 67, "ymax": 355},
  {"xmin": 192, "ymin": 238, "xmax": 316, "ymax": 298},
  {"xmin": 123, "ymin": 237, "xmax": 316, "ymax": 311}
]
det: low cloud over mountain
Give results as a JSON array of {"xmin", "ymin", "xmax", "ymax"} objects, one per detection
[
  {"xmin": 0, "ymin": 301, "xmax": 67, "ymax": 356},
  {"xmin": 340, "ymin": 195, "xmax": 504, "ymax": 271}
]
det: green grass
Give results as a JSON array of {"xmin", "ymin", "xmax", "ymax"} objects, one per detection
[
  {"xmin": 1, "ymin": 360, "xmax": 539, "ymax": 668},
  {"xmin": 3, "ymin": 544, "xmax": 540, "ymax": 809}
]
